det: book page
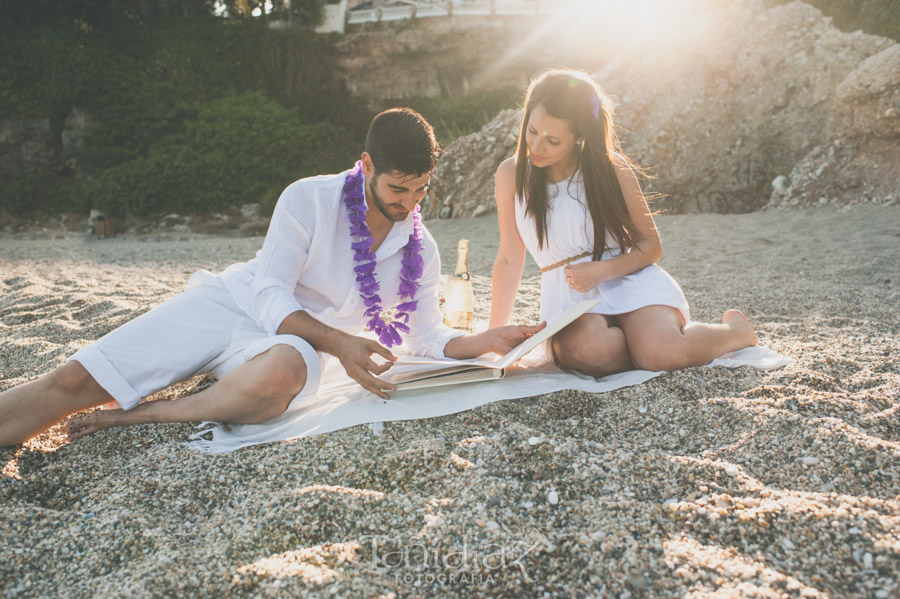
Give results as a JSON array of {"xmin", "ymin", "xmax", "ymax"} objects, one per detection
[
  {"xmin": 496, "ymin": 297, "xmax": 602, "ymax": 368},
  {"xmin": 382, "ymin": 297, "xmax": 601, "ymax": 384}
]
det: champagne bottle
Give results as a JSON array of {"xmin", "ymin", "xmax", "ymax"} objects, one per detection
[{"xmin": 446, "ymin": 239, "xmax": 475, "ymax": 332}]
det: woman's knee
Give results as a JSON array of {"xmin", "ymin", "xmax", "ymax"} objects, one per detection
[
  {"xmin": 629, "ymin": 342, "xmax": 687, "ymax": 372},
  {"xmin": 554, "ymin": 325, "xmax": 626, "ymax": 371}
]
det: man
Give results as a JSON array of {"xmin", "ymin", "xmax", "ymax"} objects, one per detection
[{"xmin": 0, "ymin": 108, "xmax": 542, "ymax": 447}]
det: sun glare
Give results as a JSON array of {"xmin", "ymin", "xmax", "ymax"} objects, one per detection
[
  {"xmin": 476, "ymin": 0, "xmax": 722, "ymax": 88},
  {"xmin": 568, "ymin": 0, "xmax": 722, "ymax": 46}
]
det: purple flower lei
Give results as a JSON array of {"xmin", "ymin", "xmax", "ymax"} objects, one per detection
[{"xmin": 343, "ymin": 160, "xmax": 424, "ymax": 348}]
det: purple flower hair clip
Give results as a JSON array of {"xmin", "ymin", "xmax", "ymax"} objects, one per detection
[{"xmin": 590, "ymin": 93, "xmax": 602, "ymax": 120}]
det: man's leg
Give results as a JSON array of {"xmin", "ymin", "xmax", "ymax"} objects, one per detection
[
  {"xmin": 66, "ymin": 344, "xmax": 309, "ymax": 440},
  {"xmin": 2, "ymin": 284, "xmax": 251, "ymax": 447},
  {"xmin": 0, "ymin": 362, "xmax": 113, "ymax": 446}
]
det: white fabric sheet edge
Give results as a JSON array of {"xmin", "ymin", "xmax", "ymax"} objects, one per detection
[{"xmin": 186, "ymin": 345, "xmax": 792, "ymax": 454}]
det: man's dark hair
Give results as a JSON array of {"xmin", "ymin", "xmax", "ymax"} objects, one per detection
[{"xmin": 365, "ymin": 108, "xmax": 441, "ymax": 176}]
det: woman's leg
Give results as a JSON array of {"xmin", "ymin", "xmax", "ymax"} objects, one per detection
[
  {"xmin": 0, "ymin": 362, "xmax": 114, "ymax": 446},
  {"xmin": 65, "ymin": 344, "xmax": 308, "ymax": 441},
  {"xmin": 618, "ymin": 306, "xmax": 757, "ymax": 372},
  {"xmin": 551, "ymin": 313, "xmax": 633, "ymax": 377}
]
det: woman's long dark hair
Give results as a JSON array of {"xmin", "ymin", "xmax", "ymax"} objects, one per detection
[{"xmin": 515, "ymin": 68, "xmax": 644, "ymax": 260}]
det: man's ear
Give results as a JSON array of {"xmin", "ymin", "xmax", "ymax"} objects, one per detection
[{"xmin": 360, "ymin": 152, "xmax": 376, "ymax": 177}]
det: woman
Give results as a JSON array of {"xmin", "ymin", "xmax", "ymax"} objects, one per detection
[{"xmin": 489, "ymin": 68, "xmax": 757, "ymax": 376}]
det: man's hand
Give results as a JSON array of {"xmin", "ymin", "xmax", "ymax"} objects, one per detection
[
  {"xmin": 488, "ymin": 322, "xmax": 547, "ymax": 355},
  {"xmin": 333, "ymin": 333, "xmax": 398, "ymax": 399}
]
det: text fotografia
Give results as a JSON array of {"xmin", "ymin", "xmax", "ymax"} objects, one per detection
[
  {"xmin": 362, "ymin": 535, "xmax": 539, "ymax": 582},
  {"xmin": 395, "ymin": 572, "xmax": 496, "ymax": 587}
]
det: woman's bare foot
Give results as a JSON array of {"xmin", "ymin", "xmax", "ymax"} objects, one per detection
[
  {"xmin": 65, "ymin": 409, "xmax": 124, "ymax": 441},
  {"xmin": 723, "ymin": 310, "xmax": 758, "ymax": 348}
]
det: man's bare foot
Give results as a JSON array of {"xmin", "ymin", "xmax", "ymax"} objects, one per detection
[
  {"xmin": 723, "ymin": 310, "xmax": 758, "ymax": 348},
  {"xmin": 65, "ymin": 409, "xmax": 124, "ymax": 441}
]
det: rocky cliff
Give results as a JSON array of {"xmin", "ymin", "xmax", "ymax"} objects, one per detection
[
  {"xmin": 336, "ymin": 17, "xmax": 531, "ymax": 101},
  {"xmin": 426, "ymin": 0, "xmax": 900, "ymax": 218},
  {"xmin": 334, "ymin": 13, "xmax": 620, "ymax": 102},
  {"xmin": 0, "ymin": 109, "xmax": 92, "ymax": 178}
]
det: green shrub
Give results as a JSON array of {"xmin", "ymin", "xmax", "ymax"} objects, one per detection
[
  {"xmin": 81, "ymin": 91, "xmax": 357, "ymax": 216},
  {"xmin": 0, "ymin": 17, "xmax": 373, "ymax": 217},
  {"xmin": 0, "ymin": 24, "xmax": 134, "ymax": 118},
  {"xmin": 0, "ymin": 174, "xmax": 90, "ymax": 216}
]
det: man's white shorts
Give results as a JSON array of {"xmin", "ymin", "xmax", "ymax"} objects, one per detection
[{"xmin": 68, "ymin": 280, "xmax": 322, "ymax": 411}]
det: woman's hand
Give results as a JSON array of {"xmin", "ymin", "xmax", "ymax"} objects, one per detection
[
  {"xmin": 563, "ymin": 261, "xmax": 608, "ymax": 293},
  {"xmin": 488, "ymin": 322, "xmax": 548, "ymax": 355}
]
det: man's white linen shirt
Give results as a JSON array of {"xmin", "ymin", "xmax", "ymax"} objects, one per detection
[{"xmin": 188, "ymin": 169, "xmax": 465, "ymax": 359}]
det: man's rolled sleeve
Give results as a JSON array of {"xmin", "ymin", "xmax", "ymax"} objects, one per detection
[
  {"xmin": 249, "ymin": 184, "xmax": 315, "ymax": 335},
  {"xmin": 252, "ymin": 283, "xmax": 305, "ymax": 336}
]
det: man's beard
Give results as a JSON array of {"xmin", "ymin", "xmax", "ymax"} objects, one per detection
[{"xmin": 369, "ymin": 179, "xmax": 410, "ymax": 222}]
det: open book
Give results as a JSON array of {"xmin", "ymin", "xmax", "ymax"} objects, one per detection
[{"xmin": 384, "ymin": 297, "xmax": 602, "ymax": 391}]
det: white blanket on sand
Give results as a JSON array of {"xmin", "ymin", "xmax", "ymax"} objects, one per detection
[{"xmin": 186, "ymin": 345, "xmax": 792, "ymax": 454}]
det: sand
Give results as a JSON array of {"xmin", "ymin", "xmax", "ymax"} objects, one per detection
[{"xmin": 1, "ymin": 205, "xmax": 898, "ymax": 598}]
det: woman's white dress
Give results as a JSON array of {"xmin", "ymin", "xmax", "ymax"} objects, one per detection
[{"xmin": 514, "ymin": 170, "xmax": 690, "ymax": 326}]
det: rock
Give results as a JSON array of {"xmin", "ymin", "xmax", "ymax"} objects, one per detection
[
  {"xmin": 772, "ymin": 175, "xmax": 791, "ymax": 193},
  {"xmin": 0, "ymin": 118, "xmax": 55, "ymax": 175},
  {"xmin": 528, "ymin": 436, "xmax": 542, "ymax": 446},
  {"xmin": 472, "ymin": 204, "xmax": 489, "ymax": 217},
  {"xmin": 336, "ymin": 19, "xmax": 516, "ymax": 100},
  {"xmin": 764, "ymin": 43, "xmax": 900, "ymax": 209},
  {"xmin": 240, "ymin": 204, "xmax": 261, "ymax": 219},
  {"xmin": 1, "ymin": 108, "xmax": 94, "ymax": 177},
  {"xmin": 626, "ymin": 573, "xmax": 650, "ymax": 591},
  {"xmin": 431, "ymin": 1, "xmax": 900, "ymax": 217},
  {"xmin": 802, "ymin": 456, "xmax": 820, "ymax": 466},
  {"xmin": 427, "ymin": 109, "xmax": 520, "ymax": 219},
  {"xmin": 335, "ymin": 15, "xmax": 609, "ymax": 102},
  {"xmin": 439, "ymin": 206, "xmax": 453, "ymax": 219},
  {"xmin": 836, "ymin": 45, "xmax": 900, "ymax": 137},
  {"xmin": 547, "ymin": 490, "xmax": 559, "ymax": 505}
]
